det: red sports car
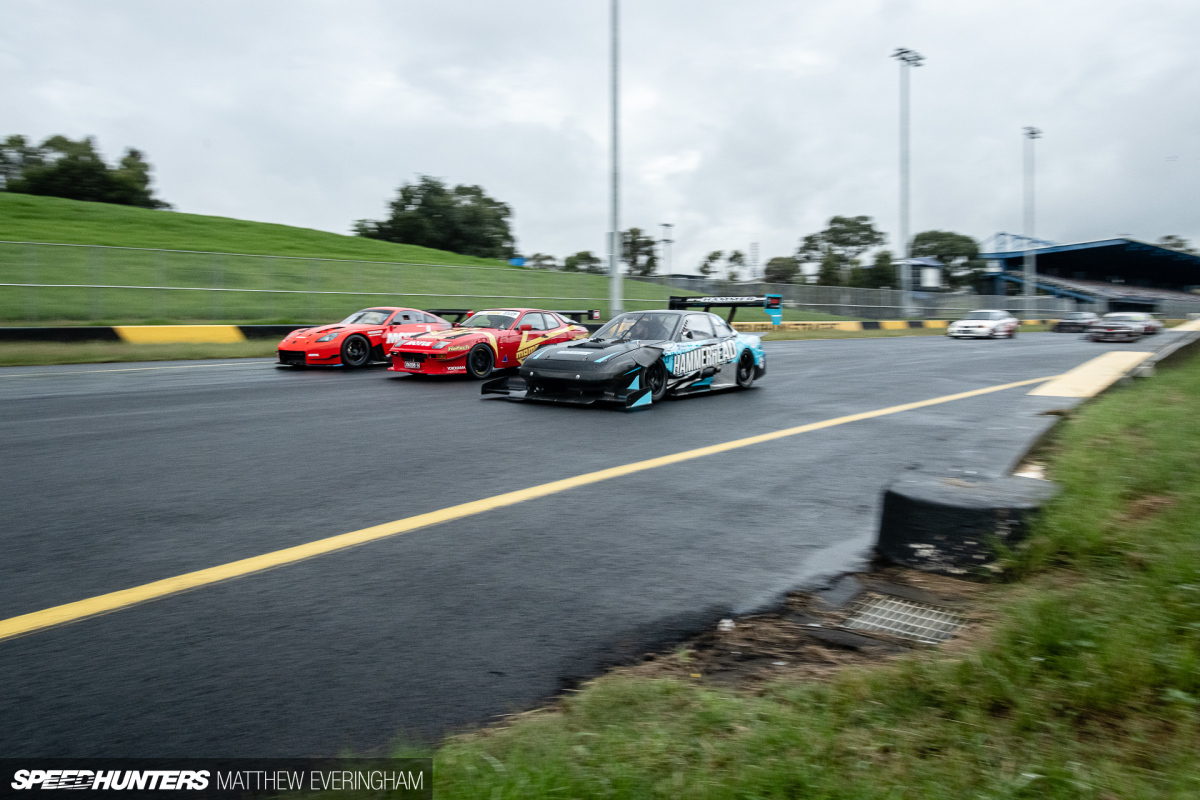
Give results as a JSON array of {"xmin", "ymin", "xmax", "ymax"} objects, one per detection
[
  {"xmin": 388, "ymin": 308, "xmax": 590, "ymax": 378},
  {"xmin": 277, "ymin": 307, "xmax": 453, "ymax": 367}
]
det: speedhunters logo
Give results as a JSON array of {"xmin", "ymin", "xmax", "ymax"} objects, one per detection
[
  {"xmin": 11, "ymin": 770, "xmax": 210, "ymax": 791},
  {"xmin": 1, "ymin": 760, "xmax": 431, "ymax": 798}
]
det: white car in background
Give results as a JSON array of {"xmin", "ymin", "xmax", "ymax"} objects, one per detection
[
  {"xmin": 946, "ymin": 310, "xmax": 1020, "ymax": 339},
  {"xmin": 1094, "ymin": 312, "xmax": 1163, "ymax": 336}
]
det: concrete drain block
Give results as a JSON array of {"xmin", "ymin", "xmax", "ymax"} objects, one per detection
[{"xmin": 842, "ymin": 593, "xmax": 965, "ymax": 644}]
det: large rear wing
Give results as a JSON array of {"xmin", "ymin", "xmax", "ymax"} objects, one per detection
[
  {"xmin": 551, "ymin": 309, "xmax": 603, "ymax": 323},
  {"xmin": 425, "ymin": 308, "xmax": 601, "ymax": 325},
  {"xmin": 424, "ymin": 308, "xmax": 473, "ymax": 324},
  {"xmin": 667, "ymin": 295, "xmax": 783, "ymax": 325}
]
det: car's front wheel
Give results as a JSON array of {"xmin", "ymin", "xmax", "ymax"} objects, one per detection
[
  {"xmin": 340, "ymin": 335, "xmax": 372, "ymax": 368},
  {"xmin": 644, "ymin": 359, "xmax": 668, "ymax": 401},
  {"xmin": 466, "ymin": 344, "xmax": 494, "ymax": 379},
  {"xmin": 736, "ymin": 351, "xmax": 756, "ymax": 388}
]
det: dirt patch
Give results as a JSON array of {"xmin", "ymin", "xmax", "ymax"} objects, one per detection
[
  {"xmin": 479, "ymin": 565, "xmax": 999, "ymax": 735},
  {"xmin": 1119, "ymin": 494, "xmax": 1176, "ymax": 523},
  {"xmin": 605, "ymin": 565, "xmax": 993, "ymax": 694}
]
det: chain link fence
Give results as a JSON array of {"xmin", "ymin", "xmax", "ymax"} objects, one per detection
[
  {"xmin": 632, "ymin": 276, "xmax": 1085, "ymax": 320},
  {"xmin": 6, "ymin": 240, "xmax": 1198, "ymax": 324}
]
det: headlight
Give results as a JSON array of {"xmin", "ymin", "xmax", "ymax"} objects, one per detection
[
  {"xmin": 433, "ymin": 341, "xmax": 449, "ymax": 350},
  {"xmin": 316, "ymin": 333, "xmax": 338, "ymax": 342}
]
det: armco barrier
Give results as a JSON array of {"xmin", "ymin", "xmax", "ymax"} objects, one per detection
[
  {"xmin": 734, "ymin": 320, "xmax": 953, "ymax": 333},
  {"xmin": 4, "ymin": 318, "xmax": 1182, "ymax": 344},
  {"xmin": 733, "ymin": 319, "xmax": 1060, "ymax": 333},
  {"xmin": 0, "ymin": 324, "xmax": 311, "ymax": 344},
  {"xmin": 0, "ymin": 322, "xmax": 604, "ymax": 344}
]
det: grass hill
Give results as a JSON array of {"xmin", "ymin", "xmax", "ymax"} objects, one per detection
[
  {"xmin": 0, "ymin": 193, "xmax": 837, "ymax": 324},
  {"xmin": 0, "ymin": 192, "xmax": 496, "ymax": 265}
]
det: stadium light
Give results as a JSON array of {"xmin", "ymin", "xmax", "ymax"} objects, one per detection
[
  {"xmin": 1023, "ymin": 126, "xmax": 1043, "ymax": 310},
  {"xmin": 609, "ymin": 0, "xmax": 623, "ymax": 316},
  {"xmin": 892, "ymin": 47, "xmax": 924, "ymax": 317},
  {"xmin": 660, "ymin": 223, "xmax": 674, "ymax": 275}
]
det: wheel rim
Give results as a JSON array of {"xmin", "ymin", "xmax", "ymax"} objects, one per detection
[
  {"xmin": 470, "ymin": 347, "xmax": 491, "ymax": 375},
  {"xmin": 646, "ymin": 363, "xmax": 665, "ymax": 395},
  {"xmin": 738, "ymin": 355, "xmax": 753, "ymax": 382},
  {"xmin": 346, "ymin": 338, "xmax": 367, "ymax": 363}
]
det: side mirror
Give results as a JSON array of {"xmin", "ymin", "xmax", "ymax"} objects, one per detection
[{"xmin": 519, "ymin": 323, "xmax": 532, "ymax": 332}]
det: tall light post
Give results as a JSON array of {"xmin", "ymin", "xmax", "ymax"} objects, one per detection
[
  {"xmin": 1023, "ymin": 126, "xmax": 1042, "ymax": 310},
  {"xmin": 660, "ymin": 223, "xmax": 674, "ymax": 275},
  {"xmin": 892, "ymin": 47, "xmax": 923, "ymax": 316},
  {"xmin": 608, "ymin": 0, "xmax": 623, "ymax": 316}
]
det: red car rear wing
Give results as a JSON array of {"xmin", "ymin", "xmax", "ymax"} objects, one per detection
[{"xmin": 425, "ymin": 308, "xmax": 600, "ymax": 325}]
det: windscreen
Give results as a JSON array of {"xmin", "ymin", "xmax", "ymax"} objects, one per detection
[
  {"xmin": 592, "ymin": 312, "xmax": 680, "ymax": 341},
  {"xmin": 459, "ymin": 310, "xmax": 520, "ymax": 330},
  {"xmin": 964, "ymin": 311, "xmax": 999, "ymax": 320},
  {"xmin": 340, "ymin": 309, "xmax": 393, "ymax": 325}
]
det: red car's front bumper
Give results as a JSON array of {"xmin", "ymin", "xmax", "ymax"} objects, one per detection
[
  {"xmin": 278, "ymin": 348, "xmax": 342, "ymax": 365},
  {"xmin": 388, "ymin": 350, "xmax": 469, "ymax": 375}
]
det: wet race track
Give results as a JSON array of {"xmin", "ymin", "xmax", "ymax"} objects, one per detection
[{"xmin": 0, "ymin": 331, "xmax": 1173, "ymax": 756}]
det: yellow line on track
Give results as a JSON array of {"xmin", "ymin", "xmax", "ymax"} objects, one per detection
[{"xmin": 0, "ymin": 373, "xmax": 1057, "ymax": 643}]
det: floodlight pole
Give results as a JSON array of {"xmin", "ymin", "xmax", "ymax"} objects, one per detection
[
  {"xmin": 660, "ymin": 223, "xmax": 674, "ymax": 275},
  {"xmin": 1022, "ymin": 126, "xmax": 1042, "ymax": 313},
  {"xmin": 892, "ymin": 48, "xmax": 923, "ymax": 318},
  {"xmin": 608, "ymin": 0, "xmax": 623, "ymax": 316}
]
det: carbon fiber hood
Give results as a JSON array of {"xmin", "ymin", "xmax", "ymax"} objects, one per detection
[{"xmin": 521, "ymin": 338, "xmax": 665, "ymax": 375}]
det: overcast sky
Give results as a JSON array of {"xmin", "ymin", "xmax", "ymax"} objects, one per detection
[{"xmin": 4, "ymin": 0, "xmax": 1199, "ymax": 272}]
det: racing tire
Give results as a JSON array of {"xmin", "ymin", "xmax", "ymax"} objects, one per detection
[
  {"xmin": 735, "ymin": 351, "xmax": 756, "ymax": 389},
  {"xmin": 644, "ymin": 359, "xmax": 668, "ymax": 401},
  {"xmin": 1009, "ymin": 327, "xmax": 1017, "ymax": 338},
  {"xmin": 466, "ymin": 343, "xmax": 494, "ymax": 379},
  {"xmin": 340, "ymin": 335, "xmax": 372, "ymax": 368}
]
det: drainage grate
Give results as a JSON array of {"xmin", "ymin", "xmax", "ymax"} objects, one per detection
[{"xmin": 841, "ymin": 593, "xmax": 965, "ymax": 644}]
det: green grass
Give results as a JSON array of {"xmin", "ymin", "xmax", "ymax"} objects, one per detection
[
  {"xmin": 762, "ymin": 324, "xmax": 1052, "ymax": 340},
  {"xmin": 0, "ymin": 340, "xmax": 278, "ymax": 366},
  {"xmin": 761, "ymin": 327, "xmax": 944, "ymax": 340},
  {"xmin": 0, "ymin": 193, "xmax": 827, "ymax": 325},
  {"xmin": 0, "ymin": 192, "xmax": 498, "ymax": 264},
  {"xmin": 427, "ymin": 354, "xmax": 1200, "ymax": 799}
]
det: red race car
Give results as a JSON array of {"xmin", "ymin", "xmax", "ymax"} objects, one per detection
[
  {"xmin": 277, "ymin": 307, "xmax": 453, "ymax": 368},
  {"xmin": 388, "ymin": 308, "xmax": 591, "ymax": 378}
]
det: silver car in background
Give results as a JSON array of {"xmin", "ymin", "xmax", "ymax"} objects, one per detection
[
  {"xmin": 946, "ymin": 309, "xmax": 1020, "ymax": 339},
  {"xmin": 1086, "ymin": 312, "xmax": 1163, "ymax": 342}
]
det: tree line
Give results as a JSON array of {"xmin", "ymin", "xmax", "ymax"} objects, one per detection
[
  {"xmin": 9, "ymin": 142, "xmax": 1195, "ymax": 283},
  {"xmin": 0, "ymin": 134, "xmax": 171, "ymax": 209},
  {"xmin": 758, "ymin": 215, "xmax": 992, "ymax": 291},
  {"xmin": 355, "ymin": 180, "xmax": 998, "ymax": 289}
]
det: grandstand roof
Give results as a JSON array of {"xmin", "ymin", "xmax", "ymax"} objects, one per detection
[{"xmin": 981, "ymin": 237, "xmax": 1200, "ymax": 293}]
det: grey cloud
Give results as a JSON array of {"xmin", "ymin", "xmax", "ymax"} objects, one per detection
[{"xmin": 3, "ymin": 0, "xmax": 1198, "ymax": 272}]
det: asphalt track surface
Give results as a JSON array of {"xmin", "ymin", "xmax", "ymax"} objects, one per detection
[{"xmin": 0, "ymin": 331, "xmax": 1174, "ymax": 756}]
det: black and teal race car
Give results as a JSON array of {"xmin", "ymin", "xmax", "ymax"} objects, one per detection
[{"xmin": 481, "ymin": 296, "xmax": 780, "ymax": 410}]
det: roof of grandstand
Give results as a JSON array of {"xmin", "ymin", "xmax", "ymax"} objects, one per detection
[
  {"xmin": 981, "ymin": 237, "xmax": 1200, "ymax": 294},
  {"xmin": 1023, "ymin": 274, "xmax": 1200, "ymax": 303}
]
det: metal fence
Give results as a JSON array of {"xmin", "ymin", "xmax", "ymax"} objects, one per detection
[
  {"xmin": 632, "ymin": 276, "xmax": 1083, "ymax": 319},
  {"xmin": 6, "ymin": 240, "xmax": 1198, "ymax": 324}
]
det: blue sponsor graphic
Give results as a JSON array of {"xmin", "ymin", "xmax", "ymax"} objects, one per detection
[{"xmin": 764, "ymin": 294, "xmax": 783, "ymax": 325}]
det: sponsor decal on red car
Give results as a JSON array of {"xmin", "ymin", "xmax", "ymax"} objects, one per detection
[{"xmin": 388, "ymin": 309, "xmax": 589, "ymax": 378}]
